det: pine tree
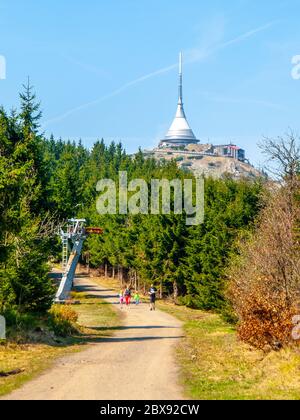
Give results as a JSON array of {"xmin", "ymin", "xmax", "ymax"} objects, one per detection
[{"xmin": 0, "ymin": 84, "xmax": 55, "ymax": 313}]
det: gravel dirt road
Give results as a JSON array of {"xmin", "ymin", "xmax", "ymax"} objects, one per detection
[{"xmin": 3, "ymin": 276, "xmax": 184, "ymax": 400}]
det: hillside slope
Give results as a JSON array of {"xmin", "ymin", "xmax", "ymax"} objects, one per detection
[{"xmin": 145, "ymin": 148, "xmax": 263, "ymax": 179}]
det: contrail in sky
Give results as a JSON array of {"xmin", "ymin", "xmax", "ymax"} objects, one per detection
[
  {"xmin": 42, "ymin": 63, "xmax": 178, "ymax": 127},
  {"xmin": 42, "ymin": 21, "xmax": 278, "ymax": 129},
  {"xmin": 216, "ymin": 21, "xmax": 277, "ymax": 50}
]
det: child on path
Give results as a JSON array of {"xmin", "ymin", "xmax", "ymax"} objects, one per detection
[
  {"xmin": 134, "ymin": 291, "xmax": 140, "ymax": 305},
  {"xmin": 119, "ymin": 290, "xmax": 124, "ymax": 309}
]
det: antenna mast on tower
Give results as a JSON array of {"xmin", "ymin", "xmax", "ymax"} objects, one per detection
[{"xmin": 179, "ymin": 52, "xmax": 183, "ymax": 105}]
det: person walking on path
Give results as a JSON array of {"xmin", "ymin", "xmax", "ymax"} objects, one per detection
[
  {"xmin": 149, "ymin": 284, "xmax": 157, "ymax": 311},
  {"xmin": 124, "ymin": 286, "xmax": 132, "ymax": 306}
]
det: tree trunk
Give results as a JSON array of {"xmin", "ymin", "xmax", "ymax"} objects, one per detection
[
  {"xmin": 160, "ymin": 280, "xmax": 163, "ymax": 299},
  {"xmin": 112, "ymin": 266, "xmax": 115, "ymax": 278},
  {"xmin": 104, "ymin": 263, "xmax": 108, "ymax": 278},
  {"xmin": 134, "ymin": 271, "xmax": 137, "ymax": 291},
  {"xmin": 86, "ymin": 253, "xmax": 90, "ymax": 275},
  {"xmin": 120, "ymin": 266, "xmax": 124, "ymax": 287},
  {"xmin": 173, "ymin": 281, "xmax": 178, "ymax": 303}
]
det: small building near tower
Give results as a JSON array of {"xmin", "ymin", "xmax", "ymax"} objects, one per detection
[{"xmin": 213, "ymin": 144, "xmax": 246, "ymax": 162}]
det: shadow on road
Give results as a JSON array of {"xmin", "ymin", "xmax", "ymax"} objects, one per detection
[
  {"xmin": 74, "ymin": 285, "xmax": 116, "ymax": 294},
  {"xmin": 78, "ymin": 335, "xmax": 184, "ymax": 343},
  {"xmin": 83, "ymin": 294, "xmax": 118, "ymax": 300},
  {"xmin": 89, "ymin": 325, "xmax": 181, "ymax": 332}
]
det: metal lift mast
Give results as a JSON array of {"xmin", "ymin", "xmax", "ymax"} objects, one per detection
[
  {"xmin": 55, "ymin": 219, "xmax": 87, "ymax": 302},
  {"xmin": 55, "ymin": 219, "xmax": 103, "ymax": 303}
]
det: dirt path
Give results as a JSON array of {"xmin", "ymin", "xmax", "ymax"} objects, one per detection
[{"xmin": 3, "ymin": 276, "xmax": 184, "ymax": 400}]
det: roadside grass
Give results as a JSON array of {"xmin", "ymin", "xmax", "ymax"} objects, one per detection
[
  {"xmin": 158, "ymin": 301, "xmax": 300, "ymax": 400},
  {"xmin": 0, "ymin": 284, "xmax": 121, "ymax": 397},
  {"xmin": 0, "ymin": 340, "xmax": 77, "ymax": 397}
]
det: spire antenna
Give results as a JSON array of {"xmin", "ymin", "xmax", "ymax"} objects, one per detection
[
  {"xmin": 179, "ymin": 52, "xmax": 183, "ymax": 105},
  {"xmin": 159, "ymin": 51, "xmax": 199, "ymax": 147}
]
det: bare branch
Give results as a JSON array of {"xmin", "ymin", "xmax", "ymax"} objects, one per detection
[{"xmin": 259, "ymin": 130, "xmax": 300, "ymax": 184}]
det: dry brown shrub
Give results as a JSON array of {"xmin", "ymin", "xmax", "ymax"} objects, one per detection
[{"xmin": 227, "ymin": 183, "xmax": 300, "ymax": 351}]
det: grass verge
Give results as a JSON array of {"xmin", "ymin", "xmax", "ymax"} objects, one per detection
[
  {"xmin": 0, "ymin": 281, "xmax": 121, "ymax": 397},
  {"xmin": 158, "ymin": 301, "xmax": 300, "ymax": 400}
]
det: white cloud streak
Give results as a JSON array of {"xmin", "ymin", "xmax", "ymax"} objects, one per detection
[{"xmin": 42, "ymin": 21, "xmax": 278, "ymax": 129}]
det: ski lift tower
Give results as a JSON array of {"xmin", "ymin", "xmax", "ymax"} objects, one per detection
[{"xmin": 55, "ymin": 219, "xmax": 87, "ymax": 303}]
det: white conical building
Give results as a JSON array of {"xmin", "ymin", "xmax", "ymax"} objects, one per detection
[{"xmin": 160, "ymin": 53, "xmax": 199, "ymax": 147}]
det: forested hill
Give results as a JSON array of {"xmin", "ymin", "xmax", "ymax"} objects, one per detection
[{"xmin": 0, "ymin": 85, "xmax": 264, "ymax": 319}]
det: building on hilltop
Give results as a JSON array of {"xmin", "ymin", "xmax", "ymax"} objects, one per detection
[
  {"xmin": 158, "ymin": 53, "xmax": 246, "ymax": 162},
  {"xmin": 141, "ymin": 53, "xmax": 261, "ymax": 179},
  {"xmin": 159, "ymin": 53, "xmax": 200, "ymax": 148}
]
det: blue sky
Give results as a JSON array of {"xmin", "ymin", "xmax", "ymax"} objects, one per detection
[{"xmin": 0, "ymin": 0, "xmax": 300, "ymax": 166}]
